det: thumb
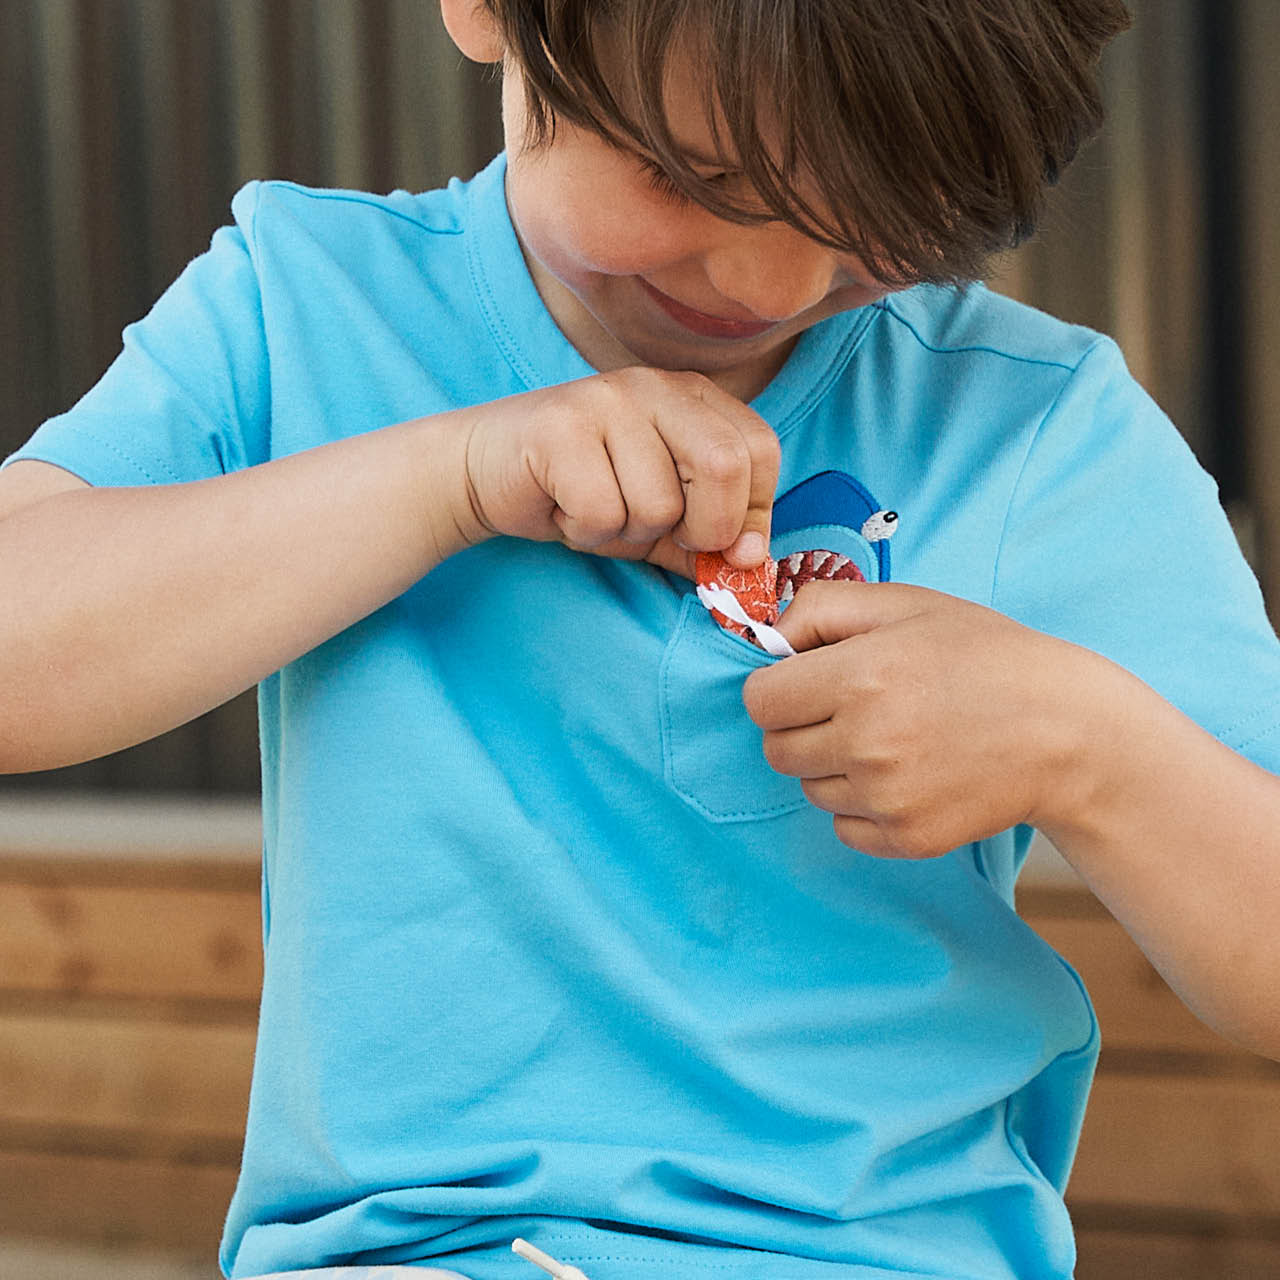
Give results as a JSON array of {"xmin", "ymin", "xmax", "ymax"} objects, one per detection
[
  {"xmin": 774, "ymin": 580, "xmax": 933, "ymax": 652},
  {"xmin": 642, "ymin": 533, "xmax": 698, "ymax": 580},
  {"xmin": 720, "ymin": 458, "xmax": 776, "ymax": 569}
]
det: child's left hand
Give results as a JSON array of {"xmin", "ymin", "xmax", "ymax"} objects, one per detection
[{"xmin": 741, "ymin": 580, "xmax": 1117, "ymax": 857}]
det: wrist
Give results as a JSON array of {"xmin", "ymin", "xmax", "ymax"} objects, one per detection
[
  {"xmin": 1027, "ymin": 643, "xmax": 1150, "ymax": 852},
  {"xmin": 406, "ymin": 409, "xmax": 496, "ymax": 566}
]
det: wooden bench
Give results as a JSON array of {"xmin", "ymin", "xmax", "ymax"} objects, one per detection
[{"xmin": 2, "ymin": 802, "xmax": 1277, "ymax": 1277}]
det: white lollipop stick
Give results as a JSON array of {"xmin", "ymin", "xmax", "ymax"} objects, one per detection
[
  {"xmin": 512, "ymin": 1237, "xmax": 593, "ymax": 1280},
  {"xmin": 695, "ymin": 583, "xmax": 796, "ymax": 658}
]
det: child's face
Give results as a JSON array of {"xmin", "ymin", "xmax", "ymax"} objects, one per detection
[{"xmin": 497, "ymin": 43, "xmax": 894, "ymax": 401}]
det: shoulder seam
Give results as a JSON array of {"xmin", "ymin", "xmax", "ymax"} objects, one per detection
[
  {"xmin": 252, "ymin": 180, "xmax": 464, "ymax": 235},
  {"xmin": 879, "ymin": 291, "xmax": 1090, "ymax": 371},
  {"xmin": 988, "ymin": 336, "xmax": 1114, "ymax": 609}
]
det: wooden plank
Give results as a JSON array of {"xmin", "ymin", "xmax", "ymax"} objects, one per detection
[
  {"xmin": 1071, "ymin": 1073, "xmax": 1280, "ymax": 1215},
  {"xmin": 0, "ymin": 792, "xmax": 261, "ymax": 868},
  {"xmin": 0, "ymin": 1148, "xmax": 235, "ymax": 1254},
  {"xmin": 0, "ymin": 881, "xmax": 262, "ymax": 1002},
  {"xmin": 1074, "ymin": 1227, "xmax": 1280, "ymax": 1280},
  {"xmin": 0, "ymin": 1013, "xmax": 255, "ymax": 1142},
  {"xmin": 1024, "ymin": 908, "xmax": 1257, "ymax": 1059},
  {"xmin": 0, "ymin": 1238, "xmax": 218, "ymax": 1280}
]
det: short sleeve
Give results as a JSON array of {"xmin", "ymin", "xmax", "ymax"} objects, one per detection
[
  {"xmin": 991, "ymin": 338, "xmax": 1280, "ymax": 774},
  {"xmin": 2, "ymin": 183, "xmax": 271, "ymax": 486}
]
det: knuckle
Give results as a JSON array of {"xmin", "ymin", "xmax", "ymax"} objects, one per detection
[
  {"xmin": 760, "ymin": 732, "xmax": 789, "ymax": 772},
  {"xmin": 740, "ymin": 673, "xmax": 769, "ymax": 723},
  {"xmin": 855, "ymin": 769, "xmax": 905, "ymax": 821},
  {"xmin": 696, "ymin": 435, "xmax": 750, "ymax": 484},
  {"xmin": 749, "ymin": 426, "xmax": 782, "ymax": 469},
  {"xmin": 882, "ymin": 815, "xmax": 946, "ymax": 859},
  {"xmin": 790, "ymin": 579, "xmax": 839, "ymax": 613},
  {"xmin": 639, "ymin": 493, "xmax": 686, "ymax": 533},
  {"xmin": 800, "ymin": 777, "xmax": 837, "ymax": 812},
  {"xmin": 571, "ymin": 498, "xmax": 628, "ymax": 545},
  {"xmin": 832, "ymin": 814, "xmax": 867, "ymax": 851},
  {"xmin": 599, "ymin": 365, "xmax": 639, "ymax": 390},
  {"xmin": 671, "ymin": 368, "xmax": 713, "ymax": 394},
  {"xmin": 592, "ymin": 368, "xmax": 642, "ymax": 409}
]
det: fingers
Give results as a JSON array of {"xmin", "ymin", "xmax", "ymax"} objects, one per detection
[
  {"xmin": 743, "ymin": 638, "xmax": 851, "ymax": 730},
  {"xmin": 773, "ymin": 580, "xmax": 936, "ymax": 652},
  {"xmin": 644, "ymin": 373, "xmax": 779, "ymax": 564},
  {"xmin": 578, "ymin": 368, "xmax": 777, "ymax": 567},
  {"xmin": 539, "ymin": 418, "xmax": 678, "ymax": 551},
  {"xmin": 671, "ymin": 392, "xmax": 779, "ymax": 565},
  {"xmin": 595, "ymin": 419, "xmax": 687, "ymax": 547},
  {"xmin": 466, "ymin": 367, "xmax": 780, "ymax": 571},
  {"xmin": 760, "ymin": 722, "xmax": 843, "ymax": 778},
  {"xmin": 544, "ymin": 433, "xmax": 630, "ymax": 548},
  {"xmin": 803, "ymin": 776, "xmax": 955, "ymax": 860},
  {"xmin": 729, "ymin": 407, "xmax": 781, "ymax": 567},
  {"xmin": 690, "ymin": 380, "xmax": 780, "ymax": 566}
]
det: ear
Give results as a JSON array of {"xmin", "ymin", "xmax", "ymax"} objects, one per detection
[{"xmin": 440, "ymin": 0, "xmax": 506, "ymax": 64}]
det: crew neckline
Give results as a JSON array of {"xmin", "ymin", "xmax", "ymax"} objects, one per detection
[{"xmin": 463, "ymin": 153, "xmax": 880, "ymax": 439}]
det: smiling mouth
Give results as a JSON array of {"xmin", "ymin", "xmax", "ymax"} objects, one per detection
[{"xmin": 638, "ymin": 278, "xmax": 775, "ymax": 341}]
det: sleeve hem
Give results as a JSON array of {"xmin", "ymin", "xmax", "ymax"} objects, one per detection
[
  {"xmin": 2, "ymin": 423, "xmax": 181, "ymax": 487},
  {"xmin": 1224, "ymin": 704, "xmax": 1280, "ymax": 758}
]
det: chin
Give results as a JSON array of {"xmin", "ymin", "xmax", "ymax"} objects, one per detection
[{"xmin": 622, "ymin": 327, "xmax": 787, "ymax": 372}]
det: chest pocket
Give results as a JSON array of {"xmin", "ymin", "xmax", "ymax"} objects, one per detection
[
  {"xmin": 659, "ymin": 594, "xmax": 804, "ymax": 822},
  {"xmin": 659, "ymin": 506, "xmax": 892, "ymax": 823}
]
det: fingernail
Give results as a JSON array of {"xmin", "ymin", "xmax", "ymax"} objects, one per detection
[{"xmin": 733, "ymin": 532, "xmax": 766, "ymax": 563}]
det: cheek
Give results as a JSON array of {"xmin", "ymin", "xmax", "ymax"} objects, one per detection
[{"xmin": 513, "ymin": 162, "xmax": 692, "ymax": 281}]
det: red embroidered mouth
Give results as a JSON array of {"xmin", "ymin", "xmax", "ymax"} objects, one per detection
[{"xmin": 696, "ymin": 549, "xmax": 865, "ymax": 645}]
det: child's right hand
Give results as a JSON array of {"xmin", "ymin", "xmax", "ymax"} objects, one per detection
[{"xmin": 454, "ymin": 367, "xmax": 781, "ymax": 578}]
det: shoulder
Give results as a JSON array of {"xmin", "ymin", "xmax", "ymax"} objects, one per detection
[
  {"xmin": 228, "ymin": 178, "xmax": 468, "ymax": 259},
  {"xmin": 876, "ymin": 282, "xmax": 1109, "ymax": 375}
]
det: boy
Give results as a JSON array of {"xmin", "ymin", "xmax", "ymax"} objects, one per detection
[{"xmin": 2, "ymin": 1, "xmax": 1278, "ymax": 1278}]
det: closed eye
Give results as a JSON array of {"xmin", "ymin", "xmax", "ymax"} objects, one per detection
[
  {"xmin": 637, "ymin": 155, "xmax": 738, "ymax": 207},
  {"xmin": 638, "ymin": 157, "xmax": 692, "ymax": 205}
]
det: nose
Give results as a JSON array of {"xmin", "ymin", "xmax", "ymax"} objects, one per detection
[{"xmin": 703, "ymin": 222, "xmax": 838, "ymax": 322}]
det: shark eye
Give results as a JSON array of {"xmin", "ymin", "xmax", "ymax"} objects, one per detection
[{"xmin": 861, "ymin": 510, "xmax": 899, "ymax": 542}]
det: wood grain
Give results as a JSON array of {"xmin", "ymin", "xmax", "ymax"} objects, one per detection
[{"xmin": 0, "ymin": 881, "xmax": 262, "ymax": 1002}]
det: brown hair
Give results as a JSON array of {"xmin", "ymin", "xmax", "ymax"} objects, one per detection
[{"xmin": 482, "ymin": 0, "xmax": 1132, "ymax": 285}]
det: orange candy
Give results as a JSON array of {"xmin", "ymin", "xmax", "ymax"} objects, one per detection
[
  {"xmin": 695, "ymin": 550, "xmax": 780, "ymax": 640},
  {"xmin": 697, "ymin": 547, "xmax": 865, "ymax": 647}
]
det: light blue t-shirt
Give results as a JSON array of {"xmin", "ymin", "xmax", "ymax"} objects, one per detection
[{"xmin": 7, "ymin": 154, "xmax": 1279, "ymax": 1280}]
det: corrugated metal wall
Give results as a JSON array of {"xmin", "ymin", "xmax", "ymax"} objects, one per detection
[
  {"xmin": 0, "ymin": 0, "xmax": 502, "ymax": 793},
  {"xmin": 1, "ymin": 0, "xmax": 1275, "ymax": 794}
]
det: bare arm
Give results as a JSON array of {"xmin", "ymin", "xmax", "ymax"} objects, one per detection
[
  {"xmin": 745, "ymin": 582, "xmax": 1280, "ymax": 1063},
  {"xmin": 0, "ymin": 414, "xmax": 476, "ymax": 772},
  {"xmin": 0, "ymin": 366, "xmax": 780, "ymax": 774},
  {"xmin": 1032, "ymin": 665, "xmax": 1280, "ymax": 1061}
]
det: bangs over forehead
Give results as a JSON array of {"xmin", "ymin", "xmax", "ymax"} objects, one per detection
[{"xmin": 484, "ymin": 0, "xmax": 1131, "ymax": 285}]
